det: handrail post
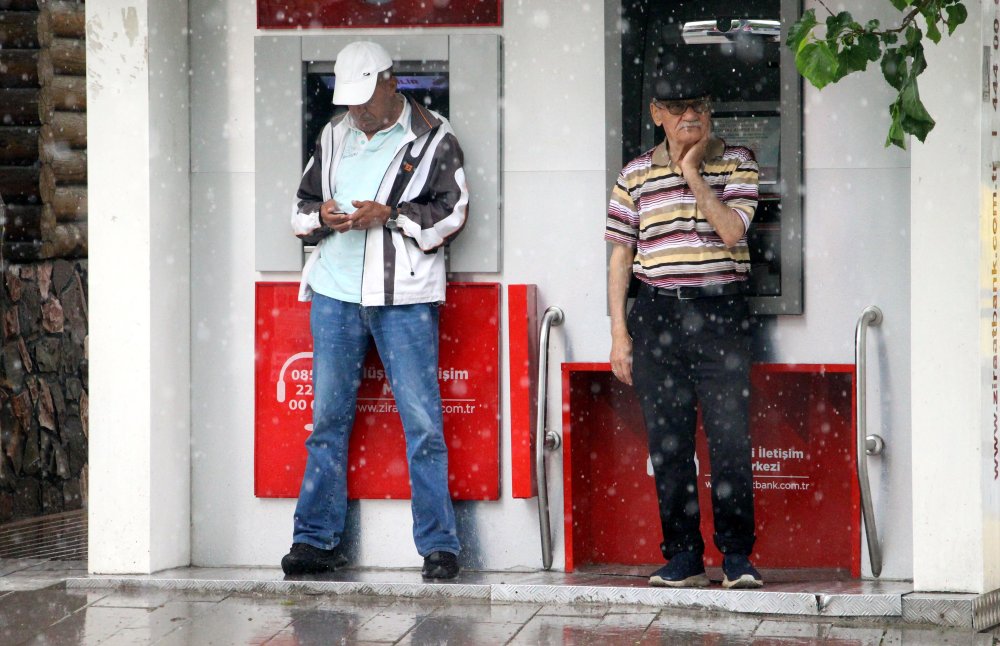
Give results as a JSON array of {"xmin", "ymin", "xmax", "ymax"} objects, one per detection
[
  {"xmin": 855, "ymin": 305, "xmax": 885, "ymax": 577},
  {"xmin": 535, "ymin": 306, "xmax": 564, "ymax": 570}
]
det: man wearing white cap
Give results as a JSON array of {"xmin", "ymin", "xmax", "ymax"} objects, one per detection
[{"xmin": 283, "ymin": 41, "xmax": 468, "ymax": 579}]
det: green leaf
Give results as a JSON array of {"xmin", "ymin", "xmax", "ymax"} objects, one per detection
[
  {"xmin": 924, "ymin": 15, "xmax": 941, "ymax": 44},
  {"xmin": 909, "ymin": 41, "xmax": 927, "ymax": 77},
  {"xmin": 838, "ymin": 45, "xmax": 872, "ymax": 77},
  {"xmin": 946, "ymin": 4, "xmax": 968, "ymax": 35},
  {"xmin": 787, "ymin": 9, "xmax": 818, "ymax": 51},
  {"xmin": 881, "ymin": 49, "xmax": 907, "ymax": 90},
  {"xmin": 886, "ymin": 107, "xmax": 906, "ymax": 149},
  {"xmin": 859, "ymin": 33, "xmax": 881, "ymax": 62},
  {"xmin": 889, "ymin": 0, "xmax": 911, "ymax": 10},
  {"xmin": 796, "ymin": 41, "xmax": 840, "ymax": 89},
  {"xmin": 831, "ymin": 27, "xmax": 882, "ymax": 81},
  {"xmin": 898, "ymin": 78, "xmax": 935, "ymax": 141},
  {"xmin": 825, "ymin": 11, "xmax": 854, "ymax": 42},
  {"xmin": 905, "ymin": 25, "xmax": 922, "ymax": 47}
]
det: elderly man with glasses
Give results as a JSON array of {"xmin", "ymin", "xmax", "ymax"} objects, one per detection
[{"xmin": 605, "ymin": 64, "xmax": 763, "ymax": 589}]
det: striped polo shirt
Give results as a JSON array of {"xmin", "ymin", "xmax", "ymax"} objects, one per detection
[{"xmin": 605, "ymin": 137, "xmax": 759, "ymax": 288}]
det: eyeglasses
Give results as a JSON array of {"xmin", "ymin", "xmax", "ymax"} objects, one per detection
[{"xmin": 654, "ymin": 98, "xmax": 711, "ymax": 115}]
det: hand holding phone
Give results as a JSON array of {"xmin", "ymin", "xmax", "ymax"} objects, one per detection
[{"xmin": 320, "ymin": 200, "xmax": 352, "ymax": 232}]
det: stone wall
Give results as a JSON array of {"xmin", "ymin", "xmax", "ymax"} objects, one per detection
[{"xmin": 0, "ymin": 259, "xmax": 87, "ymax": 523}]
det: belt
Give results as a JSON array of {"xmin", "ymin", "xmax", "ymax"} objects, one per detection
[{"xmin": 644, "ymin": 282, "xmax": 744, "ymax": 300}]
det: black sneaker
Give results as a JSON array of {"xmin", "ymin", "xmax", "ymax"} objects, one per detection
[
  {"xmin": 421, "ymin": 551, "xmax": 460, "ymax": 579},
  {"xmin": 722, "ymin": 553, "xmax": 764, "ymax": 589},
  {"xmin": 648, "ymin": 551, "xmax": 709, "ymax": 588},
  {"xmin": 280, "ymin": 542, "xmax": 348, "ymax": 575}
]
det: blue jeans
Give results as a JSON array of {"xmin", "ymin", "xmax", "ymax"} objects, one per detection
[{"xmin": 292, "ymin": 293, "xmax": 460, "ymax": 557}]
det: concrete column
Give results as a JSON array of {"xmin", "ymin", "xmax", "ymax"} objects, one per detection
[
  {"xmin": 86, "ymin": 0, "xmax": 191, "ymax": 573},
  {"xmin": 911, "ymin": 0, "xmax": 1000, "ymax": 593}
]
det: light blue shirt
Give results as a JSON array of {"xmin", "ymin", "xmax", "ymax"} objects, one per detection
[{"xmin": 308, "ymin": 103, "xmax": 408, "ymax": 303}]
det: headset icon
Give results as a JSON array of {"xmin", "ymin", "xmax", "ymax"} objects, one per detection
[{"xmin": 276, "ymin": 351, "xmax": 314, "ymax": 432}]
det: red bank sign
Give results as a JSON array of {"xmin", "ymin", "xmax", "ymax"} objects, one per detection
[
  {"xmin": 254, "ymin": 282, "xmax": 501, "ymax": 500},
  {"xmin": 257, "ymin": 0, "xmax": 502, "ymax": 29}
]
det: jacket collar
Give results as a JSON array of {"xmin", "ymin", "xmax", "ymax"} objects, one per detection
[
  {"xmin": 331, "ymin": 95, "xmax": 441, "ymax": 138},
  {"xmin": 406, "ymin": 96, "xmax": 441, "ymax": 137}
]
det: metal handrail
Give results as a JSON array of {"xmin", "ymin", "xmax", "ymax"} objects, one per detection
[
  {"xmin": 535, "ymin": 306, "xmax": 564, "ymax": 570},
  {"xmin": 855, "ymin": 305, "xmax": 885, "ymax": 577}
]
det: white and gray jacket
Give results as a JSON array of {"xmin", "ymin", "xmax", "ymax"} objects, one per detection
[{"xmin": 291, "ymin": 98, "xmax": 469, "ymax": 305}]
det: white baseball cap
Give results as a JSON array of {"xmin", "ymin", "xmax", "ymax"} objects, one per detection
[{"xmin": 331, "ymin": 41, "xmax": 393, "ymax": 106}]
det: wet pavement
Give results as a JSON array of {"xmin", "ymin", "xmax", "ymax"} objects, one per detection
[{"xmin": 1, "ymin": 559, "xmax": 998, "ymax": 645}]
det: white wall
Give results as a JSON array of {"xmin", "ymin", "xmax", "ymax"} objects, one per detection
[
  {"xmin": 186, "ymin": 0, "xmax": 920, "ymax": 576},
  {"xmin": 189, "ymin": 0, "xmax": 268, "ymax": 566},
  {"xmin": 88, "ymin": 0, "xmax": 191, "ymax": 573},
  {"xmin": 911, "ymin": 0, "xmax": 1000, "ymax": 593}
]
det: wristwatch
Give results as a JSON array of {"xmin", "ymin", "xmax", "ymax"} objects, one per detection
[{"xmin": 385, "ymin": 206, "xmax": 400, "ymax": 231}]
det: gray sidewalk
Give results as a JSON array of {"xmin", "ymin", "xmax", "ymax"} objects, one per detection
[{"xmin": 1, "ymin": 559, "xmax": 999, "ymax": 645}]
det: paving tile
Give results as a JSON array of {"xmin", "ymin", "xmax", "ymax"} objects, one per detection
[
  {"xmin": 537, "ymin": 603, "xmax": 611, "ymax": 617},
  {"xmin": 0, "ymin": 588, "xmax": 99, "ymax": 644},
  {"xmin": 24, "ymin": 605, "xmax": 151, "ymax": 646},
  {"xmin": 353, "ymin": 608, "xmax": 437, "ymax": 642},
  {"xmin": 257, "ymin": 605, "xmax": 373, "ymax": 645},
  {"xmin": 0, "ymin": 576, "xmax": 78, "ymax": 591},
  {"xmin": 0, "ymin": 558, "xmax": 41, "ymax": 577},
  {"xmin": 19, "ymin": 559, "xmax": 88, "ymax": 573},
  {"xmin": 894, "ymin": 626, "xmax": 995, "ymax": 645},
  {"xmin": 651, "ymin": 609, "xmax": 761, "ymax": 636},
  {"xmin": 91, "ymin": 587, "xmax": 229, "ymax": 608},
  {"xmin": 0, "ymin": 561, "xmax": 86, "ymax": 591},
  {"xmin": 152, "ymin": 593, "xmax": 310, "ymax": 646},
  {"xmin": 0, "ymin": 559, "xmax": 82, "ymax": 577},
  {"xmin": 382, "ymin": 597, "xmax": 444, "ymax": 615},
  {"xmin": 397, "ymin": 615, "xmax": 523, "ymax": 645},
  {"xmin": 602, "ymin": 604, "xmax": 665, "ymax": 615},
  {"xmin": 824, "ymin": 625, "xmax": 887, "ymax": 645},
  {"xmin": 431, "ymin": 599, "xmax": 542, "ymax": 623},
  {"xmin": 99, "ymin": 598, "xmax": 226, "ymax": 643},
  {"xmin": 826, "ymin": 626, "xmax": 888, "ymax": 646},
  {"xmin": 639, "ymin": 624, "xmax": 753, "ymax": 645},
  {"xmin": 753, "ymin": 619, "xmax": 831, "ymax": 639},
  {"xmin": 508, "ymin": 614, "xmax": 604, "ymax": 645},
  {"xmin": 588, "ymin": 612, "xmax": 657, "ymax": 645},
  {"xmin": 313, "ymin": 594, "xmax": 395, "ymax": 611},
  {"xmin": 600, "ymin": 612, "xmax": 656, "ymax": 634}
]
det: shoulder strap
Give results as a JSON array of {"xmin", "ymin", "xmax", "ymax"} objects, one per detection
[{"xmin": 385, "ymin": 125, "xmax": 441, "ymax": 207}]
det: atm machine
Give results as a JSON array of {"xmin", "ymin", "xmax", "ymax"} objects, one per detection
[
  {"xmin": 255, "ymin": 34, "xmax": 501, "ymax": 274},
  {"xmin": 621, "ymin": 0, "xmax": 801, "ymax": 315},
  {"xmin": 252, "ymin": 35, "xmax": 509, "ymax": 566},
  {"xmin": 560, "ymin": 0, "xmax": 910, "ymax": 581}
]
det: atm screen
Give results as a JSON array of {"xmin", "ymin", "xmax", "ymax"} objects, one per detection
[
  {"xmin": 303, "ymin": 63, "xmax": 449, "ymax": 166},
  {"xmin": 619, "ymin": 0, "xmax": 792, "ymax": 305},
  {"xmin": 620, "ymin": 0, "xmax": 781, "ymax": 162}
]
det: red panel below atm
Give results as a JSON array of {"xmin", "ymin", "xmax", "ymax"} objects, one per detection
[
  {"xmin": 563, "ymin": 363, "xmax": 860, "ymax": 575},
  {"xmin": 254, "ymin": 282, "xmax": 501, "ymax": 500},
  {"xmin": 508, "ymin": 285, "xmax": 539, "ymax": 499}
]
